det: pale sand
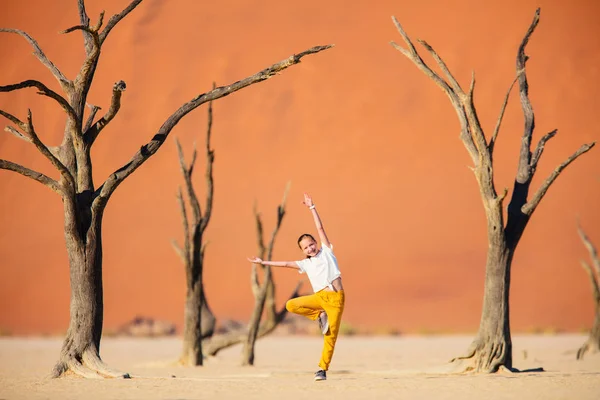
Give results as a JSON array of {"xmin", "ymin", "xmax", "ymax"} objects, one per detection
[{"xmin": 1, "ymin": 334, "xmax": 599, "ymax": 399}]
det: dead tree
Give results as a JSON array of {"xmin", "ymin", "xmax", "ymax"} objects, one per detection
[
  {"xmin": 0, "ymin": 0, "xmax": 331, "ymax": 378},
  {"xmin": 576, "ymin": 223, "xmax": 600, "ymax": 360},
  {"xmin": 390, "ymin": 8, "xmax": 595, "ymax": 373},
  {"xmin": 241, "ymin": 184, "xmax": 291, "ymax": 366},
  {"xmin": 171, "ymin": 93, "xmax": 218, "ymax": 366},
  {"xmin": 204, "ymin": 189, "xmax": 301, "ymax": 358}
]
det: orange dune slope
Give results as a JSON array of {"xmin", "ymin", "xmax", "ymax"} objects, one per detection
[{"xmin": 0, "ymin": 0, "xmax": 598, "ymax": 335}]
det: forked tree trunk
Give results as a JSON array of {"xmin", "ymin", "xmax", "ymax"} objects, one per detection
[{"xmin": 52, "ymin": 197, "xmax": 128, "ymax": 378}]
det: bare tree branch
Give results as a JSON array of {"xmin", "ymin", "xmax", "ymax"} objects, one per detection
[
  {"xmin": 581, "ymin": 261, "xmax": 600, "ymax": 305},
  {"xmin": 84, "ymin": 81, "xmax": 126, "ymax": 145},
  {"xmin": 1, "ymin": 107, "xmax": 72, "ymax": 186},
  {"xmin": 489, "ymin": 76, "xmax": 519, "ymax": 153},
  {"xmin": 204, "ymin": 282, "xmax": 302, "ymax": 356},
  {"xmin": 171, "ymin": 239, "xmax": 186, "ymax": 264},
  {"xmin": 0, "ymin": 109, "xmax": 26, "ymax": 131},
  {"xmin": 83, "ymin": 104, "xmax": 101, "ymax": 133},
  {"xmin": 266, "ymin": 182, "xmax": 291, "ymax": 260},
  {"xmin": 530, "ymin": 129, "xmax": 558, "ymax": 174},
  {"xmin": 61, "ymin": 24, "xmax": 96, "ymax": 36},
  {"xmin": 0, "ymin": 80, "xmax": 78, "ymax": 124},
  {"xmin": 515, "ymin": 8, "xmax": 541, "ymax": 182},
  {"xmin": 200, "ymin": 93, "xmax": 216, "ymax": 232},
  {"xmin": 390, "ymin": 18, "xmax": 479, "ymax": 166},
  {"xmin": 4, "ymin": 125, "xmax": 29, "ymax": 142},
  {"xmin": 578, "ymin": 222, "xmax": 600, "ymax": 281},
  {"xmin": 77, "ymin": 0, "xmax": 93, "ymax": 54},
  {"xmin": 99, "ymin": 0, "xmax": 143, "ymax": 45},
  {"xmin": 0, "ymin": 28, "xmax": 71, "ymax": 88},
  {"xmin": 176, "ymin": 138, "xmax": 201, "ymax": 225},
  {"xmin": 418, "ymin": 39, "xmax": 465, "ymax": 98},
  {"xmin": 0, "ymin": 159, "xmax": 62, "ymax": 194},
  {"xmin": 24, "ymin": 110, "xmax": 75, "ymax": 188},
  {"xmin": 94, "ymin": 45, "xmax": 332, "ymax": 203},
  {"xmin": 522, "ymin": 142, "xmax": 595, "ymax": 215},
  {"xmin": 176, "ymin": 187, "xmax": 191, "ymax": 269}
]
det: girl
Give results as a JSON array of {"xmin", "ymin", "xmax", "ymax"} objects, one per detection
[{"xmin": 247, "ymin": 193, "xmax": 345, "ymax": 382}]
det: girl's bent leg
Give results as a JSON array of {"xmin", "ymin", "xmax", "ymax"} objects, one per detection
[{"xmin": 286, "ymin": 294, "xmax": 322, "ymax": 321}]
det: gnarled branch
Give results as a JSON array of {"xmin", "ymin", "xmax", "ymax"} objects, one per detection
[
  {"xmin": 4, "ymin": 125, "xmax": 29, "ymax": 142},
  {"xmin": 175, "ymin": 187, "xmax": 191, "ymax": 272},
  {"xmin": 530, "ymin": 129, "xmax": 558, "ymax": 174},
  {"xmin": 200, "ymin": 88, "xmax": 216, "ymax": 232},
  {"xmin": 84, "ymin": 80, "xmax": 126, "ymax": 145},
  {"xmin": 0, "ymin": 159, "xmax": 62, "ymax": 194},
  {"xmin": 175, "ymin": 139, "xmax": 201, "ymax": 225},
  {"xmin": 0, "ymin": 109, "xmax": 26, "ymax": 131},
  {"xmin": 0, "ymin": 80, "xmax": 78, "ymax": 125},
  {"xmin": 515, "ymin": 8, "xmax": 541, "ymax": 183},
  {"xmin": 93, "ymin": 45, "xmax": 332, "ymax": 204},
  {"xmin": 0, "ymin": 28, "xmax": 70, "ymax": 88},
  {"xmin": 489, "ymin": 76, "xmax": 519, "ymax": 153},
  {"xmin": 578, "ymin": 223, "xmax": 600, "ymax": 282},
  {"xmin": 522, "ymin": 142, "xmax": 595, "ymax": 215},
  {"xmin": 390, "ymin": 17, "xmax": 478, "ymax": 166},
  {"xmin": 99, "ymin": 0, "xmax": 143, "ymax": 45},
  {"xmin": 23, "ymin": 110, "xmax": 74, "ymax": 188},
  {"xmin": 77, "ymin": 0, "xmax": 93, "ymax": 55},
  {"xmin": 83, "ymin": 104, "xmax": 101, "ymax": 133}
]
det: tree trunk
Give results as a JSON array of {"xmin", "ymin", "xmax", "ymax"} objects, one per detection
[
  {"xmin": 200, "ymin": 290, "xmax": 216, "ymax": 338},
  {"xmin": 241, "ymin": 267, "xmax": 271, "ymax": 366},
  {"xmin": 453, "ymin": 240, "xmax": 514, "ymax": 372},
  {"xmin": 52, "ymin": 197, "xmax": 129, "ymax": 378},
  {"xmin": 180, "ymin": 279, "xmax": 215, "ymax": 365},
  {"xmin": 577, "ymin": 312, "xmax": 600, "ymax": 359}
]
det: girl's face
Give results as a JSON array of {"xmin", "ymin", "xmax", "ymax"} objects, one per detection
[{"xmin": 299, "ymin": 237, "xmax": 319, "ymax": 258}]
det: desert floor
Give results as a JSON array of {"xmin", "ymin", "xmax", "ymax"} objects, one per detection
[{"xmin": 1, "ymin": 334, "xmax": 599, "ymax": 399}]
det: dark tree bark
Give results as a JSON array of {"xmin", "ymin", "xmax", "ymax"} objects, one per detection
[
  {"xmin": 0, "ymin": 0, "xmax": 331, "ymax": 378},
  {"xmin": 390, "ymin": 8, "xmax": 595, "ymax": 373},
  {"xmin": 576, "ymin": 223, "xmax": 600, "ymax": 360},
  {"xmin": 171, "ymin": 93, "xmax": 217, "ymax": 366},
  {"xmin": 241, "ymin": 184, "xmax": 290, "ymax": 366}
]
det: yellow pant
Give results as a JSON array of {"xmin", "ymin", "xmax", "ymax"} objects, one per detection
[{"xmin": 286, "ymin": 290, "xmax": 345, "ymax": 371}]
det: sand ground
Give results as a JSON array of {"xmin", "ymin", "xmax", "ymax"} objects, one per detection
[{"xmin": 0, "ymin": 334, "xmax": 599, "ymax": 399}]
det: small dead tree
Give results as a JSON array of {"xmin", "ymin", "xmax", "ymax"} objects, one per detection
[
  {"xmin": 576, "ymin": 223, "xmax": 600, "ymax": 360},
  {"xmin": 390, "ymin": 8, "xmax": 595, "ymax": 372},
  {"xmin": 241, "ymin": 184, "xmax": 292, "ymax": 366},
  {"xmin": 0, "ymin": 0, "xmax": 331, "ymax": 378},
  {"xmin": 171, "ymin": 93, "xmax": 218, "ymax": 366},
  {"xmin": 204, "ymin": 189, "xmax": 301, "ymax": 358}
]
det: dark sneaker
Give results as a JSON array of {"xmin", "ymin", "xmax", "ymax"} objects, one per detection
[
  {"xmin": 314, "ymin": 369, "xmax": 327, "ymax": 381},
  {"xmin": 318, "ymin": 311, "xmax": 329, "ymax": 335}
]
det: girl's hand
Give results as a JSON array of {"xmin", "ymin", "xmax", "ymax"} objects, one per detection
[
  {"xmin": 302, "ymin": 192, "xmax": 314, "ymax": 208},
  {"xmin": 247, "ymin": 256, "xmax": 263, "ymax": 264}
]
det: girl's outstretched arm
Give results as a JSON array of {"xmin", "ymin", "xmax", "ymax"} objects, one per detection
[
  {"xmin": 302, "ymin": 192, "xmax": 331, "ymax": 248},
  {"xmin": 247, "ymin": 257, "xmax": 299, "ymax": 270}
]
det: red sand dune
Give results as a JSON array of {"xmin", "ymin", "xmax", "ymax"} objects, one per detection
[{"xmin": 0, "ymin": 0, "xmax": 598, "ymax": 335}]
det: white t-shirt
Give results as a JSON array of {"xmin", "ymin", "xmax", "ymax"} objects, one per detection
[{"xmin": 295, "ymin": 242, "xmax": 341, "ymax": 293}]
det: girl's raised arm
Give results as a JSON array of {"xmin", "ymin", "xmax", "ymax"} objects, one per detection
[
  {"xmin": 302, "ymin": 193, "xmax": 331, "ymax": 248},
  {"xmin": 247, "ymin": 257, "xmax": 299, "ymax": 270}
]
